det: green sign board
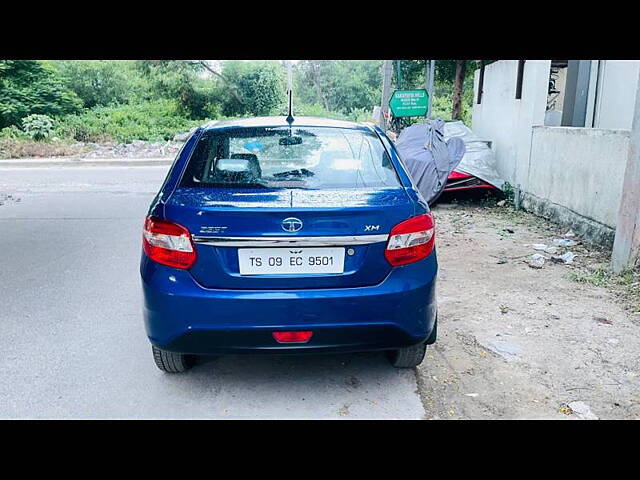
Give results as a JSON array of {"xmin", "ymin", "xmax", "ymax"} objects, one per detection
[{"xmin": 389, "ymin": 89, "xmax": 429, "ymax": 117}]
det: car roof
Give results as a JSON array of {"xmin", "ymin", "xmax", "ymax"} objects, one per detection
[{"xmin": 202, "ymin": 116, "xmax": 374, "ymax": 131}]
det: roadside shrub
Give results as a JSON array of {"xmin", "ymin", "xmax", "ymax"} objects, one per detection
[
  {"xmin": 55, "ymin": 100, "xmax": 209, "ymax": 143},
  {"xmin": 502, "ymin": 182, "xmax": 515, "ymax": 206},
  {"xmin": 349, "ymin": 107, "xmax": 375, "ymax": 122},
  {"xmin": 292, "ymin": 103, "xmax": 349, "ymax": 120},
  {"xmin": 22, "ymin": 114, "xmax": 54, "ymax": 141},
  {"xmin": 0, "ymin": 125, "xmax": 28, "ymax": 140},
  {"xmin": 429, "ymin": 94, "xmax": 472, "ymax": 125}
]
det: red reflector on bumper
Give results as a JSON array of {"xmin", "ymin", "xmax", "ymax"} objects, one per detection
[{"xmin": 272, "ymin": 331, "xmax": 313, "ymax": 343}]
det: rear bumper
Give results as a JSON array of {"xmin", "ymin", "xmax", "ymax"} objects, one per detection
[
  {"xmin": 140, "ymin": 253, "xmax": 438, "ymax": 355},
  {"xmin": 160, "ymin": 325, "xmax": 430, "ymax": 355},
  {"xmin": 444, "ymin": 174, "xmax": 499, "ymax": 192},
  {"xmin": 444, "ymin": 183, "xmax": 498, "ymax": 193}
]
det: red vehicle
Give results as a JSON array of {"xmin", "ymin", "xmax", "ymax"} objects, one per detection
[{"xmin": 444, "ymin": 170, "xmax": 500, "ymax": 193}]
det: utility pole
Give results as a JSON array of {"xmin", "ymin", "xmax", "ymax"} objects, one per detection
[
  {"xmin": 612, "ymin": 69, "xmax": 640, "ymax": 273},
  {"xmin": 427, "ymin": 60, "xmax": 435, "ymax": 118},
  {"xmin": 424, "ymin": 60, "xmax": 430, "ymax": 92},
  {"xmin": 381, "ymin": 60, "xmax": 393, "ymax": 131},
  {"xmin": 424, "ymin": 60, "xmax": 431, "ymax": 117}
]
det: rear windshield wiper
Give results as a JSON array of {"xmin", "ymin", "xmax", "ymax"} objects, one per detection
[{"xmin": 271, "ymin": 168, "xmax": 314, "ymax": 178}]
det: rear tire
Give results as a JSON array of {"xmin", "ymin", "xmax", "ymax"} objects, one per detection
[
  {"xmin": 426, "ymin": 316, "xmax": 438, "ymax": 345},
  {"xmin": 152, "ymin": 345, "xmax": 194, "ymax": 373},
  {"xmin": 387, "ymin": 342, "xmax": 427, "ymax": 368}
]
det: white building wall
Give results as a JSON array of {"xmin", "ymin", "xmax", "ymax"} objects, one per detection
[
  {"xmin": 527, "ymin": 127, "xmax": 629, "ymax": 228},
  {"xmin": 470, "ymin": 59, "xmax": 637, "ymax": 244},
  {"xmin": 471, "ymin": 60, "xmax": 551, "ymax": 188},
  {"xmin": 593, "ymin": 60, "xmax": 640, "ymax": 130}
]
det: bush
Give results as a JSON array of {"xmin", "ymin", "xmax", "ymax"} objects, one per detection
[
  {"xmin": 0, "ymin": 125, "xmax": 27, "ymax": 140},
  {"xmin": 348, "ymin": 107, "xmax": 375, "ymax": 122},
  {"xmin": 55, "ymin": 100, "xmax": 209, "ymax": 143},
  {"xmin": 0, "ymin": 60, "xmax": 82, "ymax": 128},
  {"xmin": 429, "ymin": 94, "xmax": 472, "ymax": 125},
  {"xmin": 22, "ymin": 114, "xmax": 54, "ymax": 141},
  {"xmin": 292, "ymin": 103, "xmax": 348, "ymax": 120}
]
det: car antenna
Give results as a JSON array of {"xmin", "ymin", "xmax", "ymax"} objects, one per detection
[{"xmin": 286, "ymin": 61, "xmax": 294, "ymax": 125}]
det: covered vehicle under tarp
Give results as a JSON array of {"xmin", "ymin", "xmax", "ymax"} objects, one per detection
[
  {"xmin": 394, "ymin": 119, "xmax": 466, "ymax": 205},
  {"xmin": 443, "ymin": 121, "xmax": 504, "ymax": 190}
]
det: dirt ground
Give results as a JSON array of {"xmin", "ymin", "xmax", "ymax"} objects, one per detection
[{"xmin": 418, "ymin": 199, "xmax": 640, "ymax": 420}]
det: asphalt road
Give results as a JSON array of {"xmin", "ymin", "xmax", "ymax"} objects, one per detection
[{"xmin": 0, "ymin": 165, "xmax": 425, "ymax": 419}]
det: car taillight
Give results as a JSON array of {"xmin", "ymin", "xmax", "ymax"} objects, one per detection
[
  {"xmin": 142, "ymin": 216, "xmax": 196, "ymax": 269},
  {"xmin": 448, "ymin": 170, "xmax": 472, "ymax": 180},
  {"xmin": 385, "ymin": 214, "xmax": 435, "ymax": 267},
  {"xmin": 272, "ymin": 331, "xmax": 314, "ymax": 343}
]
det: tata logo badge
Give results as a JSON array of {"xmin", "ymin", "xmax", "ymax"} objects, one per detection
[{"xmin": 282, "ymin": 217, "xmax": 303, "ymax": 233}]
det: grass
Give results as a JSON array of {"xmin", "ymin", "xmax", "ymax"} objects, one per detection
[
  {"xmin": 568, "ymin": 265, "xmax": 638, "ymax": 288},
  {"xmin": 567, "ymin": 267, "xmax": 614, "ymax": 287},
  {"xmin": 493, "ymin": 203, "xmax": 559, "ymax": 233},
  {"xmin": 54, "ymin": 100, "xmax": 207, "ymax": 143},
  {"xmin": 0, "ymin": 138, "xmax": 87, "ymax": 159},
  {"xmin": 568, "ymin": 266, "xmax": 640, "ymax": 312}
]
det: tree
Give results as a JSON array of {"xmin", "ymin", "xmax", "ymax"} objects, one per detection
[
  {"xmin": 308, "ymin": 61, "xmax": 329, "ymax": 110},
  {"xmin": 330, "ymin": 61, "xmax": 382, "ymax": 114},
  {"xmin": 219, "ymin": 61, "xmax": 285, "ymax": 117},
  {"xmin": 451, "ymin": 60, "xmax": 467, "ymax": 120},
  {"xmin": 387, "ymin": 60, "xmax": 476, "ymax": 122},
  {"xmin": 294, "ymin": 61, "xmax": 336, "ymax": 110},
  {"xmin": 50, "ymin": 61, "xmax": 142, "ymax": 108},
  {"xmin": 191, "ymin": 60, "xmax": 245, "ymax": 107},
  {"xmin": 134, "ymin": 60, "xmax": 221, "ymax": 119},
  {"xmin": 294, "ymin": 60, "xmax": 382, "ymax": 115},
  {"xmin": 0, "ymin": 60, "xmax": 82, "ymax": 128}
]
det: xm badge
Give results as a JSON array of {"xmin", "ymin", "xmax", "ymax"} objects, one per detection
[{"xmin": 282, "ymin": 217, "xmax": 303, "ymax": 232}]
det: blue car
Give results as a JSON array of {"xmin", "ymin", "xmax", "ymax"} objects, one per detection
[{"xmin": 140, "ymin": 117, "xmax": 438, "ymax": 373}]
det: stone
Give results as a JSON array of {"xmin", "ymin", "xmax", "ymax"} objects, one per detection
[
  {"xmin": 527, "ymin": 253, "xmax": 546, "ymax": 268},
  {"xmin": 567, "ymin": 401, "xmax": 598, "ymax": 420}
]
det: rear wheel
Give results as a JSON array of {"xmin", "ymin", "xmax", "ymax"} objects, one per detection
[
  {"xmin": 426, "ymin": 316, "xmax": 438, "ymax": 345},
  {"xmin": 387, "ymin": 342, "xmax": 427, "ymax": 368},
  {"xmin": 152, "ymin": 345, "xmax": 195, "ymax": 373}
]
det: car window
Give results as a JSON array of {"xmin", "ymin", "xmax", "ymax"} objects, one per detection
[{"xmin": 180, "ymin": 126, "xmax": 400, "ymax": 189}]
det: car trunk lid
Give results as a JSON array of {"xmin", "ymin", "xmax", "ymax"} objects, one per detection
[{"xmin": 164, "ymin": 186, "xmax": 414, "ymax": 289}]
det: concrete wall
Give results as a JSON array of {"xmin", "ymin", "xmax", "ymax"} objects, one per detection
[
  {"xmin": 470, "ymin": 60, "xmax": 638, "ymax": 247},
  {"xmin": 593, "ymin": 60, "xmax": 640, "ymax": 130},
  {"xmin": 523, "ymin": 126, "xmax": 630, "ymax": 245},
  {"xmin": 472, "ymin": 60, "xmax": 551, "ymax": 188}
]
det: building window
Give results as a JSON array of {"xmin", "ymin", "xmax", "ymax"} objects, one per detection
[{"xmin": 515, "ymin": 60, "xmax": 525, "ymax": 99}]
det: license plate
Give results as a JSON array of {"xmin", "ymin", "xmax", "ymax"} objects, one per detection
[{"xmin": 238, "ymin": 247, "xmax": 345, "ymax": 275}]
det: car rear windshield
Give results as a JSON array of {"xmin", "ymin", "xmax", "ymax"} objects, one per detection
[{"xmin": 179, "ymin": 126, "xmax": 400, "ymax": 189}]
